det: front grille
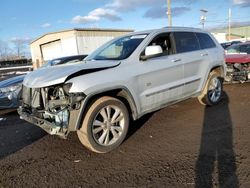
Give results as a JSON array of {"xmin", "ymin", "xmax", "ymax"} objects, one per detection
[
  {"xmin": 22, "ymin": 85, "xmax": 44, "ymax": 110},
  {"xmin": 22, "ymin": 85, "xmax": 31, "ymax": 107}
]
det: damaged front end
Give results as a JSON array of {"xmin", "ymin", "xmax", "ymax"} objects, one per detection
[
  {"xmin": 18, "ymin": 83, "xmax": 85, "ymax": 138},
  {"xmin": 225, "ymin": 63, "xmax": 250, "ymax": 83}
]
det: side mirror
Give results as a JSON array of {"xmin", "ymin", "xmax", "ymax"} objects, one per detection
[
  {"xmin": 145, "ymin": 45, "xmax": 163, "ymax": 56},
  {"xmin": 140, "ymin": 45, "xmax": 163, "ymax": 61}
]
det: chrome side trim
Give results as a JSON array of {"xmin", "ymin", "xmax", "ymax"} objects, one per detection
[
  {"xmin": 146, "ymin": 78, "xmax": 200, "ymax": 97},
  {"xmin": 139, "ymin": 91, "xmax": 200, "ymax": 119}
]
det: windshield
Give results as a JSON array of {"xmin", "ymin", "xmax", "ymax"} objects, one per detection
[
  {"xmin": 226, "ymin": 43, "xmax": 250, "ymax": 54},
  {"xmin": 86, "ymin": 34, "xmax": 148, "ymax": 61}
]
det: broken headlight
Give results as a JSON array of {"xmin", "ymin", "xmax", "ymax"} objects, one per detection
[
  {"xmin": 0, "ymin": 83, "xmax": 22, "ymax": 94},
  {"xmin": 47, "ymin": 83, "xmax": 85, "ymax": 112},
  {"xmin": 63, "ymin": 83, "xmax": 72, "ymax": 94}
]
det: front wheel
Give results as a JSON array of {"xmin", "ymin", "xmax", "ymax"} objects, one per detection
[
  {"xmin": 198, "ymin": 72, "xmax": 223, "ymax": 106},
  {"xmin": 77, "ymin": 96, "xmax": 129, "ymax": 153}
]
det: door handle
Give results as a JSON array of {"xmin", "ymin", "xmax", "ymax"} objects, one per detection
[
  {"xmin": 171, "ymin": 59, "xmax": 181, "ymax": 62},
  {"xmin": 201, "ymin": 53, "xmax": 208, "ymax": 56}
]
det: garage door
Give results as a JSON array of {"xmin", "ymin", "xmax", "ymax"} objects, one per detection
[{"xmin": 41, "ymin": 40, "xmax": 62, "ymax": 61}]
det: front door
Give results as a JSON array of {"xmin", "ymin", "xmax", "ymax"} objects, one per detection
[{"xmin": 135, "ymin": 33, "xmax": 184, "ymax": 113}]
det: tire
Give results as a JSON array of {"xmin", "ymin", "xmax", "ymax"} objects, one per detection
[
  {"xmin": 198, "ymin": 72, "xmax": 223, "ymax": 106},
  {"xmin": 77, "ymin": 96, "xmax": 129, "ymax": 153}
]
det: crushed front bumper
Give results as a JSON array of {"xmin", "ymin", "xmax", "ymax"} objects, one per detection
[
  {"xmin": 18, "ymin": 107, "xmax": 68, "ymax": 138},
  {"xmin": 19, "ymin": 85, "xmax": 85, "ymax": 138},
  {"xmin": 18, "ymin": 105, "xmax": 82, "ymax": 139}
]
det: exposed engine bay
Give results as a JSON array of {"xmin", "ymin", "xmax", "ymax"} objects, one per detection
[
  {"xmin": 225, "ymin": 63, "xmax": 250, "ymax": 83},
  {"xmin": 18, "ymin": 84, "xmax": 85, "ymax": 138}
]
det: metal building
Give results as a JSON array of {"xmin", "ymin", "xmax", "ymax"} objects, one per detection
[
  {"xmin": 212, "ymin": 25, "xmax": 250, "ymax": 43},
  {"xmin": 30, "ymin": 28, "xmax": 133, "ymax": 67}
]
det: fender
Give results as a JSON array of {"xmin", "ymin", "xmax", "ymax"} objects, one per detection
[
  {"xmin": 200, "ymin": 65, "xmax": 225, "ymax": 94},
  {"xmin": 74, "ymin": 86, "xmax": 138, "ymax": 130}
]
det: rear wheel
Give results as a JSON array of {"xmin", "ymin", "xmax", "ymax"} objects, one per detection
[
  {"xmin": 77, "ymin": 96, "xmax": 129, "ymax": 153},
  {"xmin": 198, "ymin": 72, "xmax": 223, "ymax": 106}
]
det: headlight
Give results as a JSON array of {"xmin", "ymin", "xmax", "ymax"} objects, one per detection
[
  {"xmin": 0, "ymin": 83, "xmax": 22, "ymax": 94},
  {"xmin": 63, "ymin": 83, "xmax": 72, "ymax": 94}
]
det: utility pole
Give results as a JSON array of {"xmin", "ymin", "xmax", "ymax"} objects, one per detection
[
  {"xmin": 167, "ymin": 0, "xmax": 172, "ymax": 27},
  {"xmin": 200, "ymin": 9, "xmax": 208, "ymax": 29},
  {"xmin": 228, "ymin": 8, "xmax": 231, "ymax": 41}
]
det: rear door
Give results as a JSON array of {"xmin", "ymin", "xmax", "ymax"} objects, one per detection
[
  {"xmin": 195, "ymin": 32, "xmax": 219, "ymax": 90},
  {"xmin": 173, "ymin": 32, "xmax": 208, "ymax": 97}
]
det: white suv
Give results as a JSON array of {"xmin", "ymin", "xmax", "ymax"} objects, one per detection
[{"xmin": 18, "ymin": 27, "xmax": 226, "ymax": 153}]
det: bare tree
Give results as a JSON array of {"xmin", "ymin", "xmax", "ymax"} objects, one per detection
[
  {"xmin": 0, "ymin": 40, "xmax": 10, "ymax": 60},
  {"xmin": 11, "ymin": 38, "xmax": 31, "ymax": 58}
]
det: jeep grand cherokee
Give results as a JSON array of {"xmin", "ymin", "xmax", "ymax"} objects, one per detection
[{"xmin": 18, "ymin": 27, "xmax": 226, "ymax": 153}]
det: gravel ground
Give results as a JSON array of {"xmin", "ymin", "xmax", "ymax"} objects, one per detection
[{"xmin": 0, "ymin": 83, "xmax": 249, "ymax": 188}]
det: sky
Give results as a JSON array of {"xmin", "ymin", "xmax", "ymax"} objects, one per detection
[{"xmin": 0, "ymin": 0, "xmax": 249, "ymax": 54}]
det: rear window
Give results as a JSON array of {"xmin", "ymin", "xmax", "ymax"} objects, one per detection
[
  {"xmin": 173, "ymin": 32, "xmax": 200, "ymax": 53},
  {"xmin": 196, "ymin": 33, "xmax": 216, "ymax": 49}
]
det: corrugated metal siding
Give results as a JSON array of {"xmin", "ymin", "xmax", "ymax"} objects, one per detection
[
  {"xmin": 31, "ymin": 31, "xmax": 76, "ymax": 65},
  {"xmin": 212, "ymin": 26, "xmax": 250, "ymax": 40},
  {"xmin": 61, "ymin": 37, "xmax": 78, "ymax": 56},
  {"xmin": 76, "ymin": 30, "xmax": 131, "ymax": 37},
  {"xmin": 41, "ymin": 40, "xmax": 62, "ymax": 61},
  {"xmin": 77, "ymin": 36, "xmax": 114, "ymax": 54},
  {"xmin": 30, "ymin": 29, "xmax": 133, "ymax": 67},
  {"xmin": 75, "ymin": 31, "xmax": 131, "ymax": 54}
]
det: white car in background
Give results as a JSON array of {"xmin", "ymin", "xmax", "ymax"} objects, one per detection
[{"xmin": 18, "ymin": 27, "xmax": 225, "ymax": 153}]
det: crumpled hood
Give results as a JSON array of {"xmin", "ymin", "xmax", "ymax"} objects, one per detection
[
  {"xmin": 225, "ymin": 54, "xmax": 250, "ymax": 64},
  {"xmin": 23, "ymin": 61, "xmax": 120, "ymax": 88}
]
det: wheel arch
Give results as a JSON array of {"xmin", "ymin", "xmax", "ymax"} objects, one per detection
[
  {"xmin": 202, "ymin": 65, "xmax": 225, "ymax": 89},
  {"xmin": 210, "ymin": 65, "xmax": 225, "ymax": 78},
  {"xmin": 76, "ymin": 87, "xmax": 138, "ymax": 130},
  {"xmin": 199, "ymin": 65, "xmax": 225, "ymax": 98}
]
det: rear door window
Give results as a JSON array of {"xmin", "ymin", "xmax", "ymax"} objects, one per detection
[
  {"xmin": 173, "ymin": 32, "xmax": 200, "ymax": 53},
  {"xmin": 196, "ymin": 33, "xmax": 216, "ymax": 49}
]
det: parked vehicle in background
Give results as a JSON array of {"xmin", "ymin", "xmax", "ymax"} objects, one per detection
[
  {"xmin": 42, "ymin": 54, "xmax": 87, "ymax": 67},
  {"xmin": 18, "ymin": 27, "xmax": 225, "ymax": 153},
  {"xmin": 221, "ymin": 40, "xmax": 242, "ymax": 49},
  {"xmin": 225, "ymin": 42, "xmax": 250, "ymax": 83},
  {"xmin": 0, "ymin": 55, "xmax": 87, "ymax": 109},
  {"xmin": 0, "ymin": 75, "xmax": 25, "ymax": 109}
]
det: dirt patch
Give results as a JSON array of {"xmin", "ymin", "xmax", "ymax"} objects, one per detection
[
  {"xmin": 0, "ymin": 83, "xmax": 250, "ymax": 187},
  {"xmin": 0, "ymin": 111, "xmax": 46, "ymax": 159}
]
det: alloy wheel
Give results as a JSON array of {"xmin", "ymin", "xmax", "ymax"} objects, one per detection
[
  {"xmin": 208, "ymin": 77, "xmax": 222, "ymax": 103},
  {"xmin": 92, "ymin": 105, "xmax": 125, "ymax": 146}
]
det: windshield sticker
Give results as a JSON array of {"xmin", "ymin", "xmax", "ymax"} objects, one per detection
[{"xmin": 130, "ymin": 35, "xmax": 147, "ymax": 39}]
